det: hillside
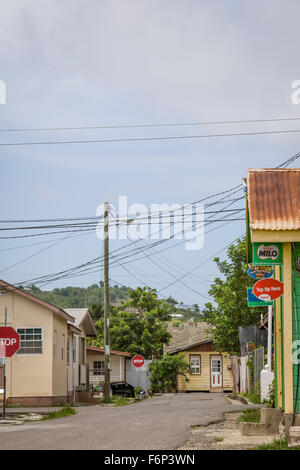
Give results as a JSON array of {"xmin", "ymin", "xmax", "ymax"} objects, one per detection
[{"xmin": 28, "ymin": 282, "xmax": 129, "ymax": 309}]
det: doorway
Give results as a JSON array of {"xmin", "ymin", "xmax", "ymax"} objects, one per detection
[{"xmin": 211, "ymin": 356, "xmax": 222, "ymax": 388}]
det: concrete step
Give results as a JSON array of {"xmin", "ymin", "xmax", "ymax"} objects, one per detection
[
  {"xmin": 240, "ymin": 408, "xmax": 283, "ymax": 436},
  {"xmin": 288, "ymin": 426, "xmax": 300, "ymax": 447}
]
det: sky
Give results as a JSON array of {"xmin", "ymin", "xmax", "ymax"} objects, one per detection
[{"xmin": 0, "ymin": 0, "xmax": 300, "ymax": 308}]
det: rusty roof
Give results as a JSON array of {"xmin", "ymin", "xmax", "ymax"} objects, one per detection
[
  {"xmin": 247, "ymin": 168, "xmax": 300, "ymax": 231},
  {"xmin": 86, "ymin": 345, "xmax": 132, "ymax": 357}
]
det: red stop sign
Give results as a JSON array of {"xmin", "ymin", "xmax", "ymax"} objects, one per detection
[
  {"xmin": 253, "ymin": 278, "xmax": 284, "ymax": 302},
  {"xmin": 132, "ymin": 355, "xmax": 145, "ymax": 368},
  {"xmin": 0, "ymin": 327, "xmax": 20, "ymax": 357}
]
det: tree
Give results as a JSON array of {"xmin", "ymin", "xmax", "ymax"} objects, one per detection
[
  {"xmin": 203, "ymin": 237, "xmax": 267, "ymax": 355},
  {"xmin": 89, "ymin": 303, "xmax": 104, "ymax": 321},
  {"xmin": 92, "ymin": 286, "xmax": 172, "ymax": 359},
  {"xmin": 28, "ymin": 283, "xmax": 129, "ymax": 308},
  {"xmin": 149, "ymin": 353, "xmax": 190, "ymax": 392},
  {"xmin": 192, "ymin": 303, "xmax": 200, "ymax": 314}
]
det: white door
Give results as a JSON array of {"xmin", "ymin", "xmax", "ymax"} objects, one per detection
[{"xmin": 211, "ymin": 356, "xmax": 222, "ymax": 388}]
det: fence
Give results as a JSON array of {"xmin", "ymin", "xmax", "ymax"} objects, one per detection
[
  {"xmin": 126, "ymin": 359, "xmax": 152, "ymax": 391},
  {"xmin": 238, "ymin": 347, "xmax": 265, "ymax": 394},
  {"xmin": 253, "ymin": 347, "xmax": 264, "ymax": 386}
]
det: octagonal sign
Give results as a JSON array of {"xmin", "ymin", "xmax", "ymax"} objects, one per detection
[
  {"xmin": 132, "ymin": 355, "xmax": 145, "ymax": 368},
  {"xmin": 0, "ymin": 327, "xmax": 20, "ymax": 357}
]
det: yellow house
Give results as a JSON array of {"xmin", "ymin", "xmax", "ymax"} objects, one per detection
[
  {"xmin": 0, "ymin": 279, "xmax": 76, "ymax": 406},
  {"xmin": 246, "ymin": 168, "xmax": 300, "ymax": 429},
  {"xmin": 169, "ymin": 340, "xmax": 233, "ymax": 392}
]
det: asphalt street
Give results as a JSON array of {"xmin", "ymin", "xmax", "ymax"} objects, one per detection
[{"xmin": 0, "ymin": 393, "xmax": 252, "ymax": 450}]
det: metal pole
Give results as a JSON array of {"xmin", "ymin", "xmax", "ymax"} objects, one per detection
[
  {"xmin": 266, "ymin": 305, "xmax": 273, "ymax": 371},
  {"xmin": 2, "ymin": 307, "xmax": 7, "ymax": 420},
  {"xmin": 103, "ymin": 202, "xmax": 110, "ymax": 403}
]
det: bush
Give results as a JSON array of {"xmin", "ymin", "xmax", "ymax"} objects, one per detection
[
  {"xmin": 264, "ymin": 379, "xmax": 276, "ymax": 408},
  {"xmin": 149, "ymin": 353, "xmax": 190, "ymax": 393}
]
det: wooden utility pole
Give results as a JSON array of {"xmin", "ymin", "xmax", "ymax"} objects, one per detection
[
  {"xmin": 103, "ymin": 202, "xmax": 110, "ymax": 402},
  {"xmin": 2, "ymin": 307, "xmax": 7, "ymax": 419}
]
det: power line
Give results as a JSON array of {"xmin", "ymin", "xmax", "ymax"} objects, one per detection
[
  {"xmin": 2, "ymin": 116, "xmax": 300, "ymax": 132},
  {"xmin": 2, "ymin": 128, "xmax": 300, "ymax": 146},
  {"xmin": 276, "ymin": 151, "xmax": 300, "ymax": 168},
  {"xmin": 14, "ymin": 211, "xmax": 242, "ymax": 288},
  {"xmin": 160, "ymin": 233, "xmax": 246, "ymax": 293}
]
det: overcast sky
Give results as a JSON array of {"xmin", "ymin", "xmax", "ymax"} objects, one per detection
[{"xmin": 1, "ymin": 1, "xmax": 300, "ymax": 307}]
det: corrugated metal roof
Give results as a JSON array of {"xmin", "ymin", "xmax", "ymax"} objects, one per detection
[
  {"xmin": 65, "ymin": 308, "xmax": 97, "ymax": 336},
  {"xmin": 65, "ymin": 308, "xmax": 88, "ymax": 327},
  {"xmin": 247, "ymin": 168, "xmax": 300, "ymax": 230}
]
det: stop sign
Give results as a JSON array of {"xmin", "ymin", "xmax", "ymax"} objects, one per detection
[
  {"xmin": 132, "ymin": 355, "xmax": 145, "ymax": 368},
  {"xmin": 0, "ymin": 327, "xmax": 20, "ymax": 357},
  {"xmin": 253, "ymin": 278, "xmax": 284, "ymax": 302}
]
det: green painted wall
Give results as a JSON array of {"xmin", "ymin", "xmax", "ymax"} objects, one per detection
[
  {"xmin": 292, "ymin": 242, "xmax": 300, "ymax": 414},
  {"xmin": 281, "ymin": 265, "xmax": 285, "ymax": 411}
]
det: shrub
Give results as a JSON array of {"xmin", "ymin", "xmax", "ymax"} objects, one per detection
[{"xmin": 149, "ymin": 353, "xmax": 190, "ymax": 393}]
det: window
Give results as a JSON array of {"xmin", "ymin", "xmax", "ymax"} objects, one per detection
[
  {"xmin": 61, "ymin": 334, "xmax": 65, "ymax": 361},
  {"xmin": 53, "ymin": 330, "xmax": 57, "ymax": 358},
  {"xmin": 93, "ymin": 361, "xmax": 104, "ymax": 375},
  {"xmin": 17, "ymin": 328, "xmax": 43, "ymax": 355},
  {"xmin": 72, "ymin": 337, "xmax": 76, "ymax": 362},
  {"xmin": 67, "ymin": 338, "xmax": 70, "ymax": 365},
  {"xmin": 190, "ymin": 355, "xmax": 201, "ymax": 374},
  {"xmin": 80, "ymin": 337, "xmax": 85, "ymax": 364}
]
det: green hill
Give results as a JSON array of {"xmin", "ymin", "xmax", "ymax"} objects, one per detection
[{"xmin": 28, "ymin": 282, "xmax": 129, "ymax": 309}]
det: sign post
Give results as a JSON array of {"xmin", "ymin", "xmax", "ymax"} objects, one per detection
[
  {"xmin": 0, "ymin": 315, "xmax": 20, "ymax": 420},
  {"xmin": 131, "ymin": 355, "xmax": 145, "ymax": 390}
]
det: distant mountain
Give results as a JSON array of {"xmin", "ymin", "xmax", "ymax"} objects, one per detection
[{"xmin": 27, "ymin": 282, "xmax": 129, "ymax": 309}]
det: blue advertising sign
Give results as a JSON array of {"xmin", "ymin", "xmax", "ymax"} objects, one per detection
[{"xmin": 247, "ymin": 287, "xmax": 273, "ymax": 307}]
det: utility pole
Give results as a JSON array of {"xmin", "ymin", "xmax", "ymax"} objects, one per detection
[
  {"xmin": 2, "ymin": 307, "xmax": 7, "ymax": 420},
  {"xmin": 103, "ymin": 202, "xmax": 110, "ymax": 403}
]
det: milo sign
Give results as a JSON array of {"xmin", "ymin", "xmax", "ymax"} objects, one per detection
[{"xmin": 252, "ymin": 242, "xmax": 283, "ymax": 266}]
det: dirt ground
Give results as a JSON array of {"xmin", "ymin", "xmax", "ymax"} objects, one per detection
[{"xmin": 179, "ymin": 411, "xmax": 281, "ymax": 450}]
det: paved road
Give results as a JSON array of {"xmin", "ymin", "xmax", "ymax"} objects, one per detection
[{"xmin": 0, "ymin": 393, "xmax": 253, "ymax": 450}]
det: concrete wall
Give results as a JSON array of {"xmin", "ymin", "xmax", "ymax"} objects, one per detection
[
  {"xmin": 52, "ymin": 314, "xmax": 68, "ymax": 397},
  {"xmin": 67, "ymin": 329, "xmax": 74, "ymax": 394},
  {"xmin": 0, "ymin": 292, "xmax": 53, "ymax": 399}
]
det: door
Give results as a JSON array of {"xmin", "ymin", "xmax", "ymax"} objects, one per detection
[{"xmin": 211, "ymin": 356, "xmax": 222, "ymax": 388}]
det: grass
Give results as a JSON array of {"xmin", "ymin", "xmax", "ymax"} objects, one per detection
[
  {"xmin": 41, "ymin": 405, "xmax": 77, "ymax": 421},
  {"xmin": 255, "ymin": 436, "xmax": 300, "ymax": 450},
  {"xmin": 213, "ymin": 437, "xmax": 224, "ymax": 442},
  {"xmin": 236, "ymin": 408, "xmax": 261, "ymax": 424},
  {"xmin": 100, "ymin": 395, "xmax": 134, "ymax": 407},
  {"xmin": 240, "ymin": 392, "xmax": 262, "ymax": 404}
]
